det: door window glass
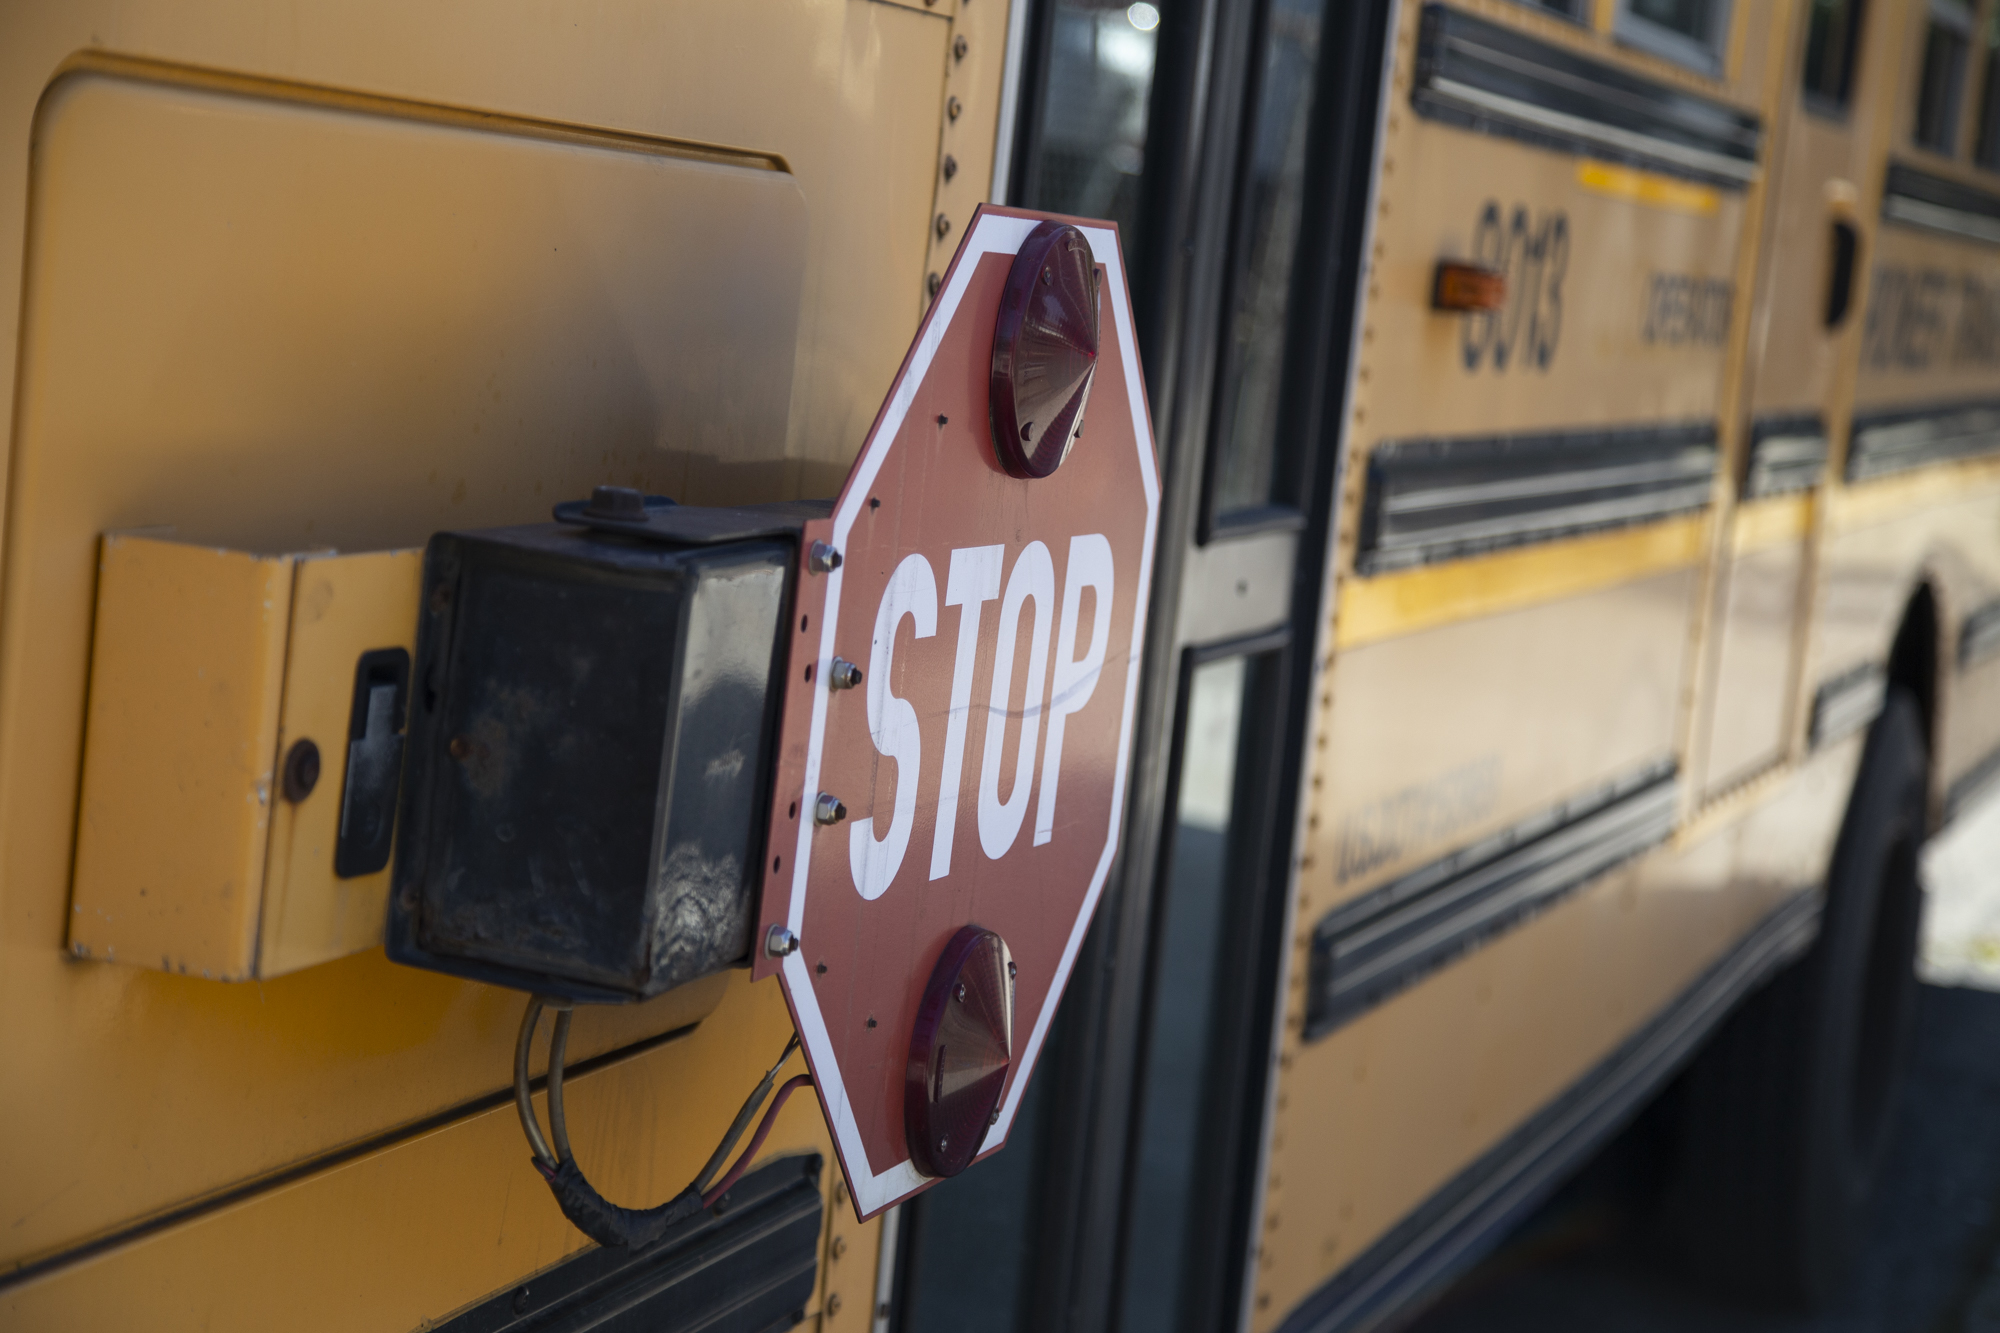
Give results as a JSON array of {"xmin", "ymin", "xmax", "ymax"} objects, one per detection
[
  {"xmin": 1916, "ymin": 0, "xmax": 1973, "ymax": 152},
  {"xmin": 1116, "ymin": 652, "xmax": 1258, "ymax": 1333},
  {"xmin": 1210, "ymin": 0, "xmax": 1329, "ymax": 522},
  {"xmin": 1027, "ymin": 0, "xmax": 1164, "ymax": 257},
  {"xmin": 1616, "ymin": 0, "xmax": 1733, "ymax": 73},
  {"xmin": 1803, "ymin": 0, "xmax": 1867, "ymax": 108}
]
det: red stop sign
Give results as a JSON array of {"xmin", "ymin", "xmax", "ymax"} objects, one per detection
[{"xmin": 754, "ymin": 206, "xmax": 1159, "ymax": 1218}]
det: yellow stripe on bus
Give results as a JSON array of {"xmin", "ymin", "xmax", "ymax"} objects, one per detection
[
  {"xmin": 1731, "ymin": 492, "xmax": 1812, "ymax": 554},
  {"xmin": 1337, "ymin": 514, "xmax": 1709, "ymax": 649},
  {"xmin": 1575, "ymin": 161, "xmax": 1720, "ymax": 216}
]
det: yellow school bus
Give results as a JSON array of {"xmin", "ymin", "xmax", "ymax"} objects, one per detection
[{"xmin": 2, "ymin": 0, "xmax": 1997, "ymax": 1327}]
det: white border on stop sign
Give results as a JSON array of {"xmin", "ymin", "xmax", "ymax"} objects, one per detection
[{"xmin": 779, "ymin": 209, "xmax": 1160, "ymax": 1217}]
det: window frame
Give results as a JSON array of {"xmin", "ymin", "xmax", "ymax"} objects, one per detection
[
  {"xmin": 1614, "ymin": 0, "xmax": 1735, "ymax": 76},
  {"xmin": 1913, "ymin": 0, "xmax": 1975, "ymax": 155}
]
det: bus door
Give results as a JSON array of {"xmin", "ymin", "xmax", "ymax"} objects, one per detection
[
  {"xmin": 886, "ymin": 0, "xmax": 1384, "ymax": 1329},
  {"xmin": 1696, "ymin": 0, "xmax": 1880, "ymax": 799}
]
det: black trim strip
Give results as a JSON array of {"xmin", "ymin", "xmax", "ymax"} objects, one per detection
[
  {"xmin": 434, "ymin": 1153, "xmax": 823, "ymax": 1333},
  {"xmin": 1882, "ymin": 162, "xmax": 2000, "ymax": 247},
  {"xmin": 1275, "ymin": 888, "xmax": 1821, "ymax": 1333},
  {"xmin": 1848, "ymin": 400, "xmax": 2000, "ymax": 482},
  {"xmin": 1357, "ymin": 424, "xmax": 1717, "ymax": 573},
  {"xmin": 1959, "ymin": 598, "xmax": 2000, "ymax": 669},
  {"xmin": 1946, "ymin": 743, "xmax": 2000, "ymax": 821},
  {"xmin": 1810, "ymin": 661, "xmax": 1886, "ymax": 749},
  {"xmin": 1411, "ymin": 4, "xmax": 1761, "ymax": 187},
  {"xmin": 1743, "ymin": 415, "xmax": 1827, "ymax": 498},
  {"xmin": 1306, "ymin": 761, "xmax": 1677, "ymax": 1040},
  {"xmin": 0, "ymin": 1018, "xmax": 704, "ymax": 1290}
]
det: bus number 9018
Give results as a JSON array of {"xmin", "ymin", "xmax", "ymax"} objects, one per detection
[{"xmin": 1461, "ymin": 202, "xmax": 1568, "ymax": 374}]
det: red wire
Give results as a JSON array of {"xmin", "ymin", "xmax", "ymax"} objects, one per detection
[{"xmin": 700, "ymin": 1074, "xmax": 815, "ymax": 1209}]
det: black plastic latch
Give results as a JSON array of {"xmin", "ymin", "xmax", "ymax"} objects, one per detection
[{"xmin": 335, "ymin": 647, "xmax": 410, "ymax": 878}]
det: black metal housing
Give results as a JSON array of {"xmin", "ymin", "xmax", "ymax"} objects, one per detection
[{"xmin": 386, "ymin": 494, "xmax": 826, "ymax": 1003}]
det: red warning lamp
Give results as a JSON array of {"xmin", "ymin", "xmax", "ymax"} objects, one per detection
[
  {"xmin": 990, "ymin": 220, "xmax": 1100, "ymax": 479},
  {"xmin": 906, "ymin": 925, "xmax": 1017, "ymax": 1177}
]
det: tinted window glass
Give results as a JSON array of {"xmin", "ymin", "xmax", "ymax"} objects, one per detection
[
  {"xmin": 1629, "ymin": 0, "xmax": 1722, "ymax": 38},
  {"xmin": 1210, "ymin": 0, "xmax": 1328, "ymax": 520},
  {"xmin": 1916, "ymin": 7, "xmax": 1972, "ymax": 153},
  {"xmin": 1508, "ymin": 0, "xmax": 1588, "ymax": 20},
  {"xmin": 1803, "ymin": 0, "xmax": 1866, "ymax": 106},
  {"xmin": 1617, "ymin": 0, "xmax": 1731, "ymax": 71},
  {"xmin": 1116, "ymin": 652, "xmax": 1268, "ymax": 1333},
  {"xmin": 1977, "ymin": 5, "xmax": 2000, "ymax": 166},
  {"xmin": 1027, "ymin": 0, "xmax": 1163, "ymax": 257}
]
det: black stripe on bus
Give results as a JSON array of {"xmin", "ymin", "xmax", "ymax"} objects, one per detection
[
  {"xmin": 1882, "ymin": 161, "xmax": 2000, "ymax": 246},
  {"xmin": 1847, "ymin": 398, "xmax": 2000, "ymax": 482},
  {"xmin": 433, "ymin": 1154, "xmax": 822, "ymax": 1333},
  {"xmin": 1305, "ymin": 760, "xmax": 1677, "ymax": 1041},
  {"xmin": 1962, "ymin": 599, "xmax": 2000, "ymax": 669},
  {"xmin": 1411, "ymin": 4, "xmax": 1761, "ymax": 187},
  {"xmin": 1810, "ymin": 661, "xmax": 1886, "ymax": 749},
  {"xmin": 1743, "ymin": 414, "xmax": 1827, "ymax": 498},
  {"xmin": 1356, "ymin": 423, "xmax": 1717, "ymax": 574},
  {"xmin": 1275, "ymin": 888, "xmax": 1820, "ymax": 1333}
]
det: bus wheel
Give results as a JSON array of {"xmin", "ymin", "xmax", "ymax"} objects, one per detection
[{"xmin": 1670, "ymin": 687, "xmax": 1927, "ymax": 1308}]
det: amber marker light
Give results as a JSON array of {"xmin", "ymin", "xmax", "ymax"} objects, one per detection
[
  {"xmin": 1432, "ymin": 260, "xmax": 1507, "ymax": 312},
  {"xmin": 906, "ymin": 924, "xmax": 1017, "ymax": 1177},
  {"xmin": 991, "ymin": 219, "xmax": 1100, "ymax": 479}
]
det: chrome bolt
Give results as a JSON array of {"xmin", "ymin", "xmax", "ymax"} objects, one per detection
[
  {"xmin": 807, "ymin": 541, "xmax": 842, "ymax": 575},
  {"xmin": 815, "ymin": 793, "xmax": 848, "ymax": 825},
  {"xmin": 765, "ymin": 925, "xmax": 799, "ymax": 958},
  {"xmin": 828, "ymin": 657, "xmax": 864, "ymax": 690}
]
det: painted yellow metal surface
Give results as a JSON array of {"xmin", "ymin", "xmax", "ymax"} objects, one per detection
[
  {"xmin": 0, "ymin": 0, "xmax": 999, "ymax": 1311},
  {"xmin": 261, "ymin": 547, "xmax": 424, "ymax": 978},
  {"xmin": 0, "ymin": 972, "xmax": 834, "ymax": 1332},
  {"xmin": 1257, "ymin": 736, "xmax": 1861, "ymax": 1326},
  {"xmin": 70, "ymin": 536, "xmax": 296, "ymax": 979},
  {"xmin": 68, "ymin": 538, "xmax": 423, "ymax": 981},
  {"xmin": 1333, "ymin": 515, "xmax": 1709, "ymax": 650}
]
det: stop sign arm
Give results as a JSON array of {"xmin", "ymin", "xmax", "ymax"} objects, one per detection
[{"xmin": 752, "ymin": 515, "xmax": 835, "ymax": 983}]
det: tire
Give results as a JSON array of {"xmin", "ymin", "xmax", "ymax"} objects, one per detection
[{"xmin": 1669, "ymin": 687, "xmax": 1928, "ymax": 1308}]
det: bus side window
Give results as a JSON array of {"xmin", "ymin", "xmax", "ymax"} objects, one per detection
[
  {"xmin": 1975, "ymin": 4, "xmax": 2000, "ymax": 167},
  {"xmin": 1505, "ymin": 0, "xmax": 1589, "ymax": 22},
  {"xmin": 1803, "ymin": 0, "xmax": 1868, "ymax": 111},
  {"xmin": 1915, "ymin": 0, "xmax": 1974, "ymax": 153},
  {"xmin": 1615, "ymin": 0, "xmax": 1734, "ymax": 76}
]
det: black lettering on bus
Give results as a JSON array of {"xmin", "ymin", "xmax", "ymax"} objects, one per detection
[{"xmin": 1461, "ymin": 201, "xmax": 1568, "ymax": 374}]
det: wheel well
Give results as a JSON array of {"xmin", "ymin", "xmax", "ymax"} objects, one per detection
[{"xmin": 1885, "ymin": 582, "xmax": 1938, "ymax": 758}]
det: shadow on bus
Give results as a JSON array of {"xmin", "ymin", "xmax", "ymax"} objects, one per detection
[{"xmin": 1405, "ymin": 982, "xmax": 2000, "ymax": 1333}]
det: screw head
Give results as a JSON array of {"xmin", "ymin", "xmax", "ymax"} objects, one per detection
[
  {"xmin": 935, "ymin": 213, "xmax": 952, "ymax": 241},
  {"xmin": 281, "ymin": 739, "xmax": 321, "ymax": 803},
  {"xmin": 927, "ymin": 272, "xmax": 942, "ymax": 298},
  {"xmin": 947, "ymin": 95, "xmax": 962, "ymax": 120},
  {"xmin": 953, "ymin": 34, "xmax": 968, "ymax": 59},
  {"xmin": 942, "ymin": 154, "xmax": 958, "ymax": 182}
]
